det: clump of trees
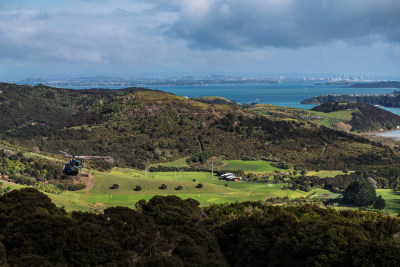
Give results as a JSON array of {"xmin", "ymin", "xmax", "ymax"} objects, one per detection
[
  {"xmin": 187, "ymin": 151, "xmax": 212, "ymax": 164},
  {"xmin": 343, "ymin": 178, "xmax": 377, "ymax": 206}
]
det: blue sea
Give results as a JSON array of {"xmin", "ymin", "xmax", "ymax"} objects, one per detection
[{"xmin": 61, "ymin": 82, "xmax": 400, "ymax": 115}]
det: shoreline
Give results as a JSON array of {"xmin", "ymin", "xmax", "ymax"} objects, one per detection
[{"xmin": 359, "ymin": 129, "xmax": 400, "ymax": 141}]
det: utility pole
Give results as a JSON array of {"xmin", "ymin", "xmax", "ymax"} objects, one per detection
[{"xmin": 211, "ymin": 161, "xmax": 214, "ymax": 179}]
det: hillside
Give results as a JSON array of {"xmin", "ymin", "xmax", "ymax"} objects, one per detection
[
  {"xmin": 311, "ymin": 102, "xmax": 400, "ymax": 132},
  {"xmin": 1, "ymin": 83, "xmax": 399, "ymax": 171},
  {"xmin": 247, "ymin": 103, "xmax": 400, "ymax": 132},
  {"xmin": 190, "ymin": 96, "xmax": 233, "ymax": 105}
]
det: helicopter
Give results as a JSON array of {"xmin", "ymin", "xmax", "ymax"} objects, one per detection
[{"xmin": 59, "ymin": 151, "xmax": 112, "ymax": 176}]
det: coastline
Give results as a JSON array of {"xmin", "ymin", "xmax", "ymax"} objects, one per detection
[{"xmin": 359, "ymin": 129, "xmax": 400, "ymax": 141}]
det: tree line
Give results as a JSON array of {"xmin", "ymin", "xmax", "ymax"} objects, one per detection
[{"xmin": 0, "ymin": 188, "xmax": 398, "ymax": 266}]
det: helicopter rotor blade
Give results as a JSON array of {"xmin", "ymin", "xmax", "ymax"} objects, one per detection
[
  {"xmin": 59, "ymin": 150, "xmax": 73, "ymax": 157},
  {"xmin": 75, "ymin": 156, "xmax": 113, "ymax": 160}
]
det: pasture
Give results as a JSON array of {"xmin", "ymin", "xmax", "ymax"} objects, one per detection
[{"xmin": 44, "ymin": 168, "xmax": 320, "ymax": 211}]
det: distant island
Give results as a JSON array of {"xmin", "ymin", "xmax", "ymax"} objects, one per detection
[
  {"xmin": 301, "ymin": 93, "xmax": 400, "ymax": 107},
  {"xmin": 346, "ymin": 81, "xmax": 400, "ymax": 88}
]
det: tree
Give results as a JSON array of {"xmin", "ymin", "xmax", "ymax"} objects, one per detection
[
  {"xmin": 343, "ymin": 179, "xmax": 376, "ymax": 206},
  {"xmin": 110, "ymin": 184, "xmax": 119, "ymax": 189},
  {"xmin": 133, "ymin": 185, "xmax": 142, "ymax": 191},
  {"xmin": 373, "ymin": 195, "xmax": 386, "ymax": 210},
  {"xmin": 159, "ymin": 184, "xmax": 167, "ymax": 190},
  {"xmin": 196, "ymin": 183, "xmax": 203, "ymax": 189}
]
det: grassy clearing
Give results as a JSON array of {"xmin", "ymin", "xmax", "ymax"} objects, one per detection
[
  {"xmin": 42, "ymin": 168, "xmax": 323, "ymax": 211},
  {"xmin": 376, "ymin": 189, "xmax": 400, "ymax": 215},
  {"xmin": 306, "ymin": 170, "xmax": 349, "ymax": 178},
  {"xmin": 8, "ymin": 168, "xmax": 400, "ymax": 215},
  {"xmin": 220, "ymin": 160, "xmax": 282, "ymax": 173}
]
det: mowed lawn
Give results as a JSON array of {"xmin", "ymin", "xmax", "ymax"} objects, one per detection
[
  {"xmin": 45, "ymin": 168, "xmax": 320, "ymax": 211},
  {"xmin": 376, "ymin": 189, "xmax": 400, "ymax": 215}
]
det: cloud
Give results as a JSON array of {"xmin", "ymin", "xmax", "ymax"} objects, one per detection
[
  {"xmin": 159, "ymin": 0, "xmax": 400, "ymax": 50},
  {"xmin": 0, "ymin": 0, "xmax": 399, "ymax": 80}
]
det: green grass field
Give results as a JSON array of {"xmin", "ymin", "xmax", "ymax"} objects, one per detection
[
  {"xmin": 37, "ymin": 168, "xmax": 324, "ymax": 211},
  {"xmin": 6, "ymin": 166, "xmax": 400, "ymax": 215},
  {"xmin": 376, "ymin": 189, "xmax": 400, "ymax": 215},
  {"xmin": 220, "ymin": 160, "xmax": 282, "ymax": 173}
]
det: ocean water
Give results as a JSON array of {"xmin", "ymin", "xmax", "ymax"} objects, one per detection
[
  {"xmin": 149, "ymin": 83, "xmax": 400, "ymax": 115},
  {"xmin": 61, "ymin": 82, "xmax": 400, "ymax": 115},
  {"xmin": 376, "ymin": 130, "xmax": 400, "ymax": 140}
]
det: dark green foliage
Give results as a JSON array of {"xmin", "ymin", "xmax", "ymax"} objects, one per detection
[
  {"xmin": 134, "ymin": 185, "xmax": 142, "ymax": 191},
  {"xmin": 159, "ymin": 184, "xmax": 167, "ymax": 190},
  {"xmin": 205, "ymin": 202, "xmax": 400, "ymax": 267},
  {"xmin": 0, "ymin": 189, "xmax": 399, "ymax": 266},
  {"xmin": 270, "ymin": 161, "xmax": 292, "ymax": 169},
  {"xmin": 187, "ymin": 151, "xmax": 212, "ymax": 164},
  {"xmin": 196, "ymin": 183, "xmax": 203, "ymax": 189},
  {"xmin": 343, "ymin": 178, "xmax": 377, "ymax": 206},
  {"xmin": 374, "ymin": 195, "xmax": 386, "ymax": 210},
  {"xmin": 175, "ymin": 185, "xmax": 183, "ymax": 190},
  {"xmin": 138, "ymin": 195, "xmax": 201, "ymax": 226},
  {"xmin": 111, "ymin": 184, "xmax": 119, "ymax": 189}
]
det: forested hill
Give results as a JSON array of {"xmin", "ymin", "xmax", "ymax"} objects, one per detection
[
  {"xmin": 301, "ymin": 94, "xmax": 400, "ymax": 107},
  {"xmin": 0, "ymin": 83, "xmax": 150, "ymax": 133},
  {"xmin": 312, "ymin": 102, "xmax": 400, "ymax": 132},
  {"xmin": 347, "ymin": 81, "xmax": 400, "ymax": 88},
  {"xmin": 0, "ymin": 83, "xmax": 398, "ymax": 170}
]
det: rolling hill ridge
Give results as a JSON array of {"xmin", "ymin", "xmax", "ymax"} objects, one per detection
[{"xmin": 0, "ymin": 83, "xmax": 398, "ymax": 171}]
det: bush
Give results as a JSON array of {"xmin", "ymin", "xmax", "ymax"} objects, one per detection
[
  {"xmin": 110, "ymin": 184, "xmax": 119, "ymax": 189},
  {"xmin": 373, "ymin": 195, "xmax": 386, "ymax": 210},
  {"xmin": 196, "ymin": 183, "xmax": 203, "ymax": 189},
  {"xmin": 175, "ymin": 186, "xmax": 183, "ymax": 191},
  {"xmin": 159, "ymin": 184, "xmax": 167, "ymax": 190},
  {"xmin": 133, "ymin": 185, "xmax": 142, "ymax": 191}
]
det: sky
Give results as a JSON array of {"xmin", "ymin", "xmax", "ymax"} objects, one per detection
[{"xmin": 0, "ymin": 0, "xmax": 399, "ymax": 81}]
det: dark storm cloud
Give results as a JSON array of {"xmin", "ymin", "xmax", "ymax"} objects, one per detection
[{"xmin": 156, "ymin": 0, "xmax": 400, "ymax": 50}]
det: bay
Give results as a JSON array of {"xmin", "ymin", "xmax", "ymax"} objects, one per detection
[
  {"xmin": 59, "ymin": 82, "xmax": 400, "ymax": 115},
  {"xmin": 376, "ymin": 130, "xmax": 400, "ymax": 140}
]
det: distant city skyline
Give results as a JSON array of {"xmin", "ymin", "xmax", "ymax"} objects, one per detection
[{"xmin": 0, "ymin": 0, "xmax": 399, "ymax": 81}]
